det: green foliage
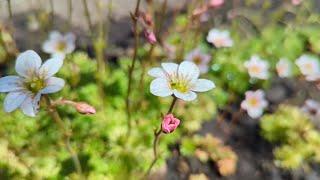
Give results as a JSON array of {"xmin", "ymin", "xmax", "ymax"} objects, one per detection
[{"xmin": 260, "ymin": 105, "xmax": 320, "ymax": 169}]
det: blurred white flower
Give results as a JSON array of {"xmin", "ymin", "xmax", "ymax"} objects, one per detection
[
  {"xmin": 206, "ymin": 29, "xmax": 233, "ymax": 48},
  {"xmin": 301, "ymin": 99, "xmax": 320, "ymax": 117},
  {"xmin": 241, "ymin": 90, "xmax": 268, "ymax": 118},
  {"xmin": 244, "ymin": 55, "xmax": 269, "ymax": 80},
  {"xmin": 276, "ymin": 58, "xmax": 292, "ymax": 78},
  {"xmin": 42, "ymin": 31, "xmax": 76, "ymax": 58},
  {"xmin": 148, "ymin": 61, "xmax": 215, "ymax": 101},
  {"xmin": 0, "ymin": 50, "xmax": 65, "ymax": 117},
  {"xmin": 185, "ymin": 49, "xmax": 211, "ymax": 74},
  {"xmin": 296, "ymin": 54, "xmax": 320, "ymax": 81}
]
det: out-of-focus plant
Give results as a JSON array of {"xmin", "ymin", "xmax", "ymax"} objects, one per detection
[
  {"xmin": 181, "ymin": 134, "xmax": 238, "ymax": 176},
  {"xmin": 260, "ymin": 105, "xmax": 320, "ymax": 169}
]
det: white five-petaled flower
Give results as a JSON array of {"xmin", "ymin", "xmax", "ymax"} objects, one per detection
[
  {"xmin": 244, "ymin": 55, "xmax": 269, "ymax": 80},
  {"xmin": 42, "ymin": 31, "xmax": 76, "ymax": 58},
  {"xmin": 148, "ymin": 61, "xmax": 215, "ymax": 101},
  {"xmin": 241, "ymin": 90, "xmax": 268, "ymax": 119},
  {"xmin": 185, "ymin": 48, "xmax": 211, "ymax": 74},
  {"xmin": 206, "ymin": 29, "xmax": 233, "ymax": 48},
  {"xmin": 301, "ymin": 99, "xmax": 320, "ymax": 117},
  {"xmin": 276, "ymin": 58, "xmax": 292, "ymax": 78},
  {"xmin": 0, "ymin": 50, "xmax": 65, "ymax": 117},
  {"xmin": 296, "ymin": 54, "xmax": 320, "ymax": 81}
]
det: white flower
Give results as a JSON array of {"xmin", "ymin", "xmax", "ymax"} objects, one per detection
[
  {"xmin": 296, "ymin": 54, "xmax": 320, "ymax": 81},
  {"xmin": 42, "ymin": 31, "xmax": 76, "ymax": 58},
  {"xmin": 185, "ymin": 48, "xmax": 211, "ymax": 74},
  {"xmin": 276, "ymin": 58, "xmax": 292, "ymax": 78},
  {"xmin": 301, "ymin": 99, "xmax": 320, "ymax": 117},
  {"xmin": 206, "ymin": 29, "xmax": 233, "ymax": 48},
  {"xmin": 0, "ymin": 50, "xmax": 65, "ymax": 117},
  {"xmin": 148, "ymin": 61, "xmax": 215, "ymax": 101},
  {"xmin": 241, "ymin": 90, "xmax": 268, "ymax": 118},
  {"xmin": 244, "ymin": 55, "xmax": 269, "ymax": 80}
]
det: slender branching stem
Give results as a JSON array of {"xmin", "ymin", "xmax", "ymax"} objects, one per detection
[
  {"xmin": 7, "ymin": 0, "xmax": 13, "ymax": 19},
  {"xmin": 68, "ymin": 0, "xmax": 73, "ymax": 28},
  {"xmin": 44, "ymin": 96, "xmax": 83, "ymax": 176},
  {"xmin": 82, "ymin": 0, "xmax": 93, "ymax": 34},
  {"xmin": 49, "ymin": 0, "xmax": 54, "ymax": 27},
  {"xmin": 145, "ymin": 96, "xmax": 178, "ymax": 177},
  {"xmin": 126, "ymin": 0, "xmax": 141, "ymax": 136}
]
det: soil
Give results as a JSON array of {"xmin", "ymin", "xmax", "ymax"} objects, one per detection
[{"xmin": 164, "ymin": 78, "xmax": 320, "ymax": 180}]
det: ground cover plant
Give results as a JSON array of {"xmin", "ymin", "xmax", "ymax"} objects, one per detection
[{"xmin": 0, "ymin": 0, "xmax": 320, "ymax": 179}]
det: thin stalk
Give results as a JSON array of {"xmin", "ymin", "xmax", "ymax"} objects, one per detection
[
  {"xmin": 68, "ymin": 0, "xmax": 73, "ymax": 28},
  {"xmin": 82, "ymin": 0, "xmax": 93, "ymax": 34},
  {"xmin": 145, "ymin": 96, "xmax": 178, "ymax": 176},
  {"xmin": 7, "ymin": 0, "xmax": 13, "ymax": 19},
  {"xmin": 126, "ymin": 0, "xmax": 141, "ymax": 136},
  {"xmin": 49, "ymin": 0, "xmax": 54, "ymax": 27},
  {"xmin": 44, "ymin": 96, "xmax": 83, "ymax": 176}
]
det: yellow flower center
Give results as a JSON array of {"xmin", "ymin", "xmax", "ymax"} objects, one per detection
[
  {"xmin": 250, "ymin": 65, "xmax": 262, "ymax": 74},
  {"xmin": 170, "ymin": 80, "xmax": 189, "ymax": 93},
  {"xmin": 25, "ymin": 77, "xmax": 46, "ymax": 93},
  {"xmin": 56, "ymin": 41, "xmax": 67, "ymax": 52},
  {"xmin": 193, "ymin": 55, "xmax": 202, "ymax": 65},
  {"xmin": 248, "ymin": 97, "xmax": 259, "ymax": 107}
]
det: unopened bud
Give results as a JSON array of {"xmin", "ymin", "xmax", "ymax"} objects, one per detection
[
  {"xmin": 75, "ymin": 102, "xmax": 96, "ymax": 115},
  {"xmin": 144, "ymin": 29, "xmax": 157, "ymax": 44}
]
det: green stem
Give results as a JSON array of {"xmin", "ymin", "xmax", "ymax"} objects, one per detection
[
  {"xmin": 44, "ymin": 96, "xmax": 83, "ymax": 176},
  {"xmin": 49, "ymin": 0, "xmax": 54, "ymax": 27},
  {"xmin": 7, "ymin": 0, "xmax": 12, "ymax": 19},
  {"xmin": 145, "ymin": 96, "xmax": 178, "ymax": 176},
  {"xmin": 126, "ymin": 0, "xmax": 141, "ymax": 136},
  {"xmin": 82, "ymin": 0, "xmax": 93, "ymax": 34},
  {"xmin": 68, "ymin": 0, "xmax": 73, "ymax": 28}
]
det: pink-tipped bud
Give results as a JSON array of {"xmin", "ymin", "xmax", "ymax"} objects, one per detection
[
  {"xmin": 75, "ymin": 102, "xmax": 96, "ymax": 115},
  {"xmin": 161, "ymin": 114, "xmax": 180, "ymax": 134},
  {"xmin": 291, "ymin": 0, "xmax": 302, "ymax": 6},
  {"xmin": 209, "ymin": 0, "xmax": 224, "ymax": 8},
  {"xmin": 144, "ymin": 30, "xmax": 157, "ymax": 44}
]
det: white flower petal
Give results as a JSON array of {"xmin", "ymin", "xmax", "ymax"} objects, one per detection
[
  {"xmin": 15, "ymin": 50, "xmax": 42, "ymax": 78},
  {"xmin": 39, "ymin": 57, "xmax": 64, "ymax": 79},
  {"xmin": 150, "ymin": 78, "xmax": 173, "ymax": 97},
  {"xmin": 247, "ymin": 108, "xmax": 263, "ymax": 119},
  {"xmin": 148, "ymin": 67, "xmax": 166, "ymax": 78},
  {"xmin": 42, "ymin": 41, "xmax": 56, "ymax": 54},
  {"xmin": 20, "ymin": 95, "xmax": 38, "ymax": 117},
  {"xmin": 161, "ymin": 63, "xmax": 178, "ymax": 75},
  {"xmin": 191, "ymin": 79, "xmax": 215, "ymax": 92},
  {"xmin": 178, "ymin": 61, "xmax": 200, "ymax": 82},
  {"xmin": 65, "ymin": 32, "xmax": 76, "ymax": 42},
  {"xmin": 0, "ymin": 76, "xmax": 24, "ymax": 92},
  {"xmin": 41, "ymin": 77, "xmax": 65, "ymax": 94},
  {"xmin": 173, "ymin": 90, "xmax": 197, "ymax": 101},
  {"xmin": 49, "ymin": 31, "xmax": 62, "ymax": 40},
  {"xmin": 4, "ymin": 91, "xmax": 28, "ymax": 112}
]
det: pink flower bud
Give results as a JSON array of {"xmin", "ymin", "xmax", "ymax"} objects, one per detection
[
  {"xmin": 292, "ymin": 0, "xmax": 302, "ymax": 6},
  {"xmin": 161, "ymin": 114, "xmax": 180, "ymax": 134},
  {"xmin": 144, "ymin": 30, "xmax": 157, "ymax": 44},
  {"xmin": 209, "ymin": 0, "xmax": 224, "ymax": 8},
  {"xmin": 75, "ymin": 102, "xmax": 96, "ymax": 115}
]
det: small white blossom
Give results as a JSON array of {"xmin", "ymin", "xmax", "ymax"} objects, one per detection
[
  {"xmin": 301, "ymin": 99, "xmax": 320, "ymax": 117},
  {"xmin": 296, "ymin": 54, "xmax": 320, "ymax": 81},
  {"xmin": 241, "ymin": 90, "xmax": 268, "ymax": 118},
  {"xmin": 244, "ymin": 55, "xmax": 269, "ymax": 80},
  {"xmin": 206, "ymin": 29, "xmax": 233, "ymax": 48},
  {"xmin": 0, "ymin": 50, "xmax": 65, "ymax": 117},
  {"xmin": 42, "ymin": 31, "xmax": 76, "ymax": 58},
  {"xmin": 185, "ymin": 48, "xmax": 211, "ymax": 74},
  {"xmin": 276, "ymin": 58, "xmax": 292, "ymax": 78},
  {"xmin": 148, "ymin": 61, "xmax": 215, "ymax": 101}
]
